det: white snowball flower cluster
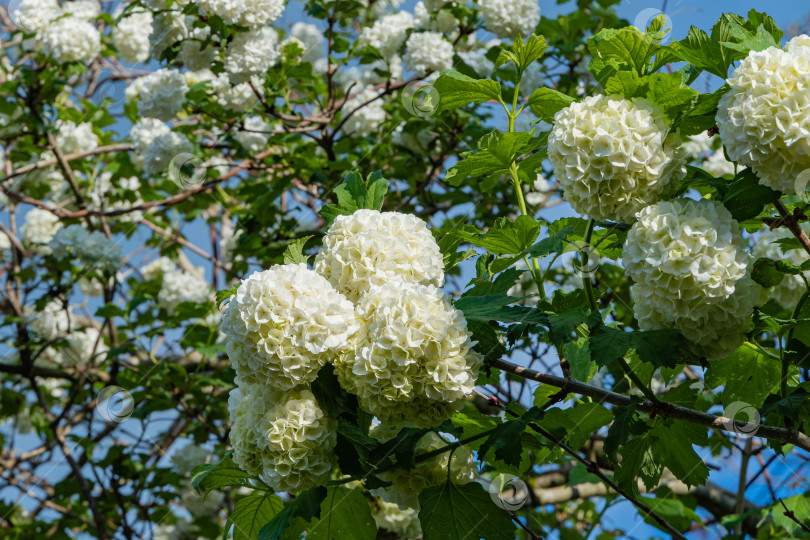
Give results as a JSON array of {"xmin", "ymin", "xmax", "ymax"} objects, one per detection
[
  {"xmin": 702, "ymin": 150, "xmax": 736, "ymax": 177},
  {"xmin": 459, "ymin": 48, "xmax": 495, "ymax": 77},
  {"xmin": 333, "ymin": 280, "xmax": 483, "ymax": 427},
  {"xmin": 55, "ymin": 120, "xmax": 98, "ymax": 155},
  {"xmin": 548, "ymin": 95, "xmax": 686, "ymax": 222},
  {"xmin": 15, "ymin": 0, "xmax": 61, "ymax": 33},
  {"xmin": 371, "ymin": 428, "xmax": 476, "ymax": 509},
  {"xmin": 26, "ymin": 299, "xmax": 72, "ymax": 341},
  {"xmin": 623, "ymin": 198, "xmax": 762, "ymax": 359},
  {"xmin": 178, "ymin": 26, "xmax": 218, "ymax": 72},
  {"xmin": 221, "ymin": 264, "xmax": 360, "ymax": 389},
  {"xmin": 371, "ymin": 500, "xmax": 422, "ymax": 540},
  {"xmin": 228, "ymin": 384, "xmax": 336, "ymax": 493},
  {"xmin": 141, "ymin": 256, "xmax": 177, "ymax": 281},
  {"xmin": 752, "ymin": 224, "xmax": 810, "ymax": 310},
  {"xmin": 158, "ymin": 268, "xmax": 211, "ymax": 313},
  {"xmin": 479, "ymin": 0, "xmax": 540, "ymax": 39},
  {"xmin": 314, "ymin": 210, "xmax": 444, "ymax": 302},
  {"xmin": 341, "ymin": 87, "xmax": 387, "ymax": 137},
  {"xmin": 209, "ymin": 74, "xmax": 260, "ymax": 112},
  {"xmin": 130, "ymin": 119, "xmax": 194, "ymax": 176},
  {"xmin": 57, "ymin": 327, "xmax": 108, "ymax": 368},
  {"xmin": 171, "ymin": 445, "xmax": 224, "ymax": 516},
  {"xmin": 21, "ymin": 208, "xmax": 63, "ymax": 254},
  {"xmin": 89, "ymin": 174, "xmax": 143, "ymax": 222},
  {"xmin": 414, "ymin": 2, "xmax": 459, "ymax": 37},
  {"xmin": 61, "ymin": 1, "xmax": 100, "ymax": 20},
  {"xmin": 149, "ymin": 11, "xmax": 189, "ymax": 58},
  {"xmin": 403, "ymin": 32, "xmax": 454, "ymax": 76},
  {"xmin": 136, "ymin": 69, "xmax": 188, "ymax": 121},
  {"xmin": 49, "ymin": 224, "xmax": 123, "ymax": 273},
  {"xmin": 717, "ymin": 36, "xmax": 810, "ymax": 194},
  {"xmin": 112, "ymin": 6, "xmax": 154, "ymax": 63},
  {"xmin": 40, "ymin": 15, "xmax": 101, "ymax": 64},
  {"xmin": 235, "ymin": 116, "xmax": 272, "ymax": 152},
  {"xmin": 193, "ymin": 0, "xmax": 286, "ymax": 28},
  {"xmin": 359, "ymin": 12, "xmax": 415, "ymax": 58},
  {"xmin": 682, "ymin": 132, "xmax": 714, "ymax": 159},
  {"xmin": 225, "ymin": 27, "xmax": 279, "ymax": 84}
]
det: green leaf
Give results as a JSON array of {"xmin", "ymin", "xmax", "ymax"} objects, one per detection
[
  {"xmin": 604, "ymin": 402, "xmax": 646, "ymax": 462},
  {"xmin": 304, "ymin": 487, "xmax": 376, "ymax": 540},
  {"xmin": 566, "ymin": 338, "xmax": 595, "ymax": 382},
  {"xmin": 445, "ymin": 130, "xmax": 534, "ymax": 186},
  {"xmin": 478, "ymin": 407, "xmax": 544, "ymax": 467},
  {"xmin": 651, "ymin": 420, "xmax": 709, "ymax": 488},
  {"xmin": 454, "ymin": 215, "xmax": 540, "ymax": 256},
  {"xmin": 259, "ymin": 488, "xmax": 327, "ymax": 540},
  {"xmin": 632, "ymin": 328, "xmax": 687, "ymax": 369},
  {"xmin": 335, "ymin": 420, "xmax": 389, "ymax": 477},
  {"xmin": 495, "ymin": 34, "xmax": 549, "ymax": 74},
  {"xmin": 320, "ymin": 170, "xmax": 388, "ymax": 224},
  {"xmin": 770, "ymin": 494, "xmax": 810, "ymax": 536},
  {"xmin": 418, "ymin": 482, "xmax": 516, "ymax": 540},
  {"xmin": 604, "ymin": 71, "xmax": 697, "ymax": 121},
  {"xmin": 587, "ymin": 26, "xmax": 661, "ymax": 77},
  {"xmin": 433, "ymin": 70, "xmax": 502, "ymax": 112},
  {"xmin": 455, "ymin": 295, "xmax": 549, "ymax": 325},
  {"xmin": 542, "ymin": 402, "xmax": 613, "ymax": 450},
  {"xmin": 705, "ymin": 346, "xmax": 781, "ymax": 408},
  {"xmin": 191, "ymin": 454, "xmax": 253, "ymax": 493},
  {"xmin": 614, "ymin": 432, "xmax": 661, "ymax": 496},
  {"xmin": 526, "ymin": 87, "xmax": 574, "ymax": 120},
  {"xmin": 588, "ymin": 325, "xmax": 633, "ymax": 366},
  {"xmin": 665, "ymin": 21, "xmax": 740, "ymax": 79},
  {"xmin": 752, "ymin": 257, "xmax": 786, "ymax": 288},
  {"xmin": 721, "ymin": 168, "xmax": 781, "ymax": 221},
  {"xmin": 282, "ymin": 236, "xmax": 312, "ymax": 265},
  {"xmin": 228, "ymin": 493, "xmax": 285, "ymax": 540}
]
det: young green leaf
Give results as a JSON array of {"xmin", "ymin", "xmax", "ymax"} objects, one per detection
[
  {"xmin": 433, "ymin": 70, "xmax": 502, "ymax": 112},
  {"xmin": 419, "ymin": 481, "xmax": 517, "ymax": 540}
]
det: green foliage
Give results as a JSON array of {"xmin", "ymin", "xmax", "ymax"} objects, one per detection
[
  {"xmin": 418, "ymin": 482, "xmax": 517, "ymax": 540},
  {"xmin": 320, "ymin": 170, "xmax": 388, "ymax": 224},
  {"xmin": 303, "ymin": 487, "xmax": 377, "ymax": 540},
  {"xmin": 433, "ymin": 70, "xmax": 502, "ymax": 112}
]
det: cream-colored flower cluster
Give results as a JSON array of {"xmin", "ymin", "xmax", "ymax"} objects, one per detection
[
  {"xmin": 371, "ymin": 500, "xmax": 422, "ymax": 539},
  {"xmin": 479, "ymin": 0, "xmax": 541, "ymax": 39},
  {"xmin": 717, "ymin": 36, "xmax": 810, "ymax": 194},
  {"xmin": 371, "ymin": 428, "xmax": 476, "ymax": 509},
  {"xmin": 623, "ymin": 199, "xmax": 762, "ymax": 358},
  {"xmin": 193, "ymin": 0, "xmax": 286, "ymax": 28},
  {"xmin": 314, "ymin": 209, "xmax": 444, "ymax": 302},
  {"xmin": 228, "ymin": 384, "xmax": 336, "ymax": 493},
  {"xmin": 548, "ymin": 95, "xmax": 686, "ymax": 222},
  {"xmin": 752, "ymin": 224, "xmax": 810, "ymax": 310}
]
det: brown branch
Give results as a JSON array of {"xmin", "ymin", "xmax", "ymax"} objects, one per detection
[
  {"xmin": 774, "ymin": 199, "xmax": 810, "ymax": 257},
  {"xmin": 779, "ymin": 498, "xmax": 810, "ymax": 534},
  {"xmin": 490, "ymin": 358, "xmax": 810, "ymax": 453}
]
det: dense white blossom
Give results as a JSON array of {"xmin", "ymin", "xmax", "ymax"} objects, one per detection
[
  {"xmin": 226, "ymin": 27, "xmax": 279, "ymax": 84},
  {"xmin": 717, "ymin": 36, "xmax": 810, "ymax": 194},
  {"xmin": 291, "ymin": 22, "xmax": 325, "ymax": 64},
  {"xmin": 26, "ymin": 299, "xmax": 71, "ymax": 341},
  {"xmin": 479, "ymin": 0, "xmax": 540, "ymax": 39},
  {"xmin": 403, "ymin": 32, "xmax": 454, "ymax": 76},
  {"xmin": 16, "ymin": 0, "xmax": 61, "ymax": 32},
  {"xmin": 752, "ymin": 224, "xmax": 810, "ymax": 310},
  {"xmin": 414, "ymin": 2, "xmax": 459, "ymax": 37},
  {"xmin": 57, "ymin": 327, "xmax": 108, "ymax": 368},
  {"xmin": 112, "ymin": 6, "xmax": 154, "ymax": 63},
  {"xmin": 235, "ymin": 116, "xmax": 272, "ymax": 152},
  {"xmin": 371, "ymin": 500, "xmax": 421, "ymax": 540},
  {"xmin": 136, "ymin": 69, "xmax": 188, "ymax": 121},
  {"xmin": 178, "ymin": 26, "xmax": 218, "ymax": 72},
  {"xmin": 683, "ymin": 132, "xmax": 714, "ymax": 159},
  {"xmin": 193, "ymin": 0, "xmax": 286, "ymax": 28},
  {"xmin": 459, "ymin": 48, "xmax": 495, "ymax": 77},
  {"xmin": 221, "ymin": 264, "xmax": 360, "ymax": 389},
  {"xmin": 228, "ymin": 385, "xmax": 336, "ymax": 493},
  {"xmin": 703, "ymin": 150, "xmax": 737, "ymax": 177},
  {"xmin": 149, "ymin": 11, "xmax": 188, "ymax": 58},
  {"xmin": 55, "ymin": 120, "xmax": 98, "ymax": 155},
  {"xmin": 158, "ymin": 267, "xmax": 211, "ymax": 313},
  {"xmin": 209, "ymin": 74, "xmax": 260, "ymax": 112},
  {"xmin": 333, "ymin": 281, "xmax": 482, "ymax": 427},
  {"xmin": 62, "ymin": 1, "xmax": 99, "ymax": 20},
  {"xmin": 341, "ymin": 87, "xmax": 387, "ymax": 137},
  {"xmin": 141, "ymin": 256, "xmax": 177, "ymax": 281},
  {"xmin": 623, "ymin": 198, "xmax": 760, "ymax": 358},
  {"xmin": 130, "ymin": 118, "xmax": 171, "ymax": 159},
  {"xmin": 88, "ymin": 174, "xmax": 143, "ymax": 222},
  {"xmin": 49, "ymin": 225, "xmax": 123, "ymax": 272},
  {"xmin": 371, "ymin": 428, "xmax": 476, "ymax": 508},
  {"xmin": 21, "ymin": 208, "xmax": 62, "ymax": 254},
  {"xmin": 548, "ymin": 95, "xmax": 685, "ymax": 222},
  {"xmin": 314, "ymin": 210, "xmax": 444, "ymax": 302},
  {"xmin": 41, "ymin": 16, "xmax": 101, "ymax": 64},
  {"xmin": 359, "ymin": 12, "xmax": 414, "ymax": 57}
]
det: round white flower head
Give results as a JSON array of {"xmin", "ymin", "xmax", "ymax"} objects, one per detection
[
  {"xmin": 548, "ymin": 95, "xmax": 686, "ymax": 222},
  {"xmin": 157, "ymin": 267, "xmax": 211, "ymax": 313},
  {"xmin": 702, "ymin": 150, "xmax": 737, "ymax": 177},
  {"xmin": 334, "ymin": 281, "xmax": 482, "ymax": 427},
  {"xmin": 26, "ymin": 299, "xmax": 72, "ymax": 341},
  {"xmin": 479, "ymin": 0, "xmax": 540, "ymax": 39},
  {"xmin": 717, "ymin": 36, "xmax": 810, "ymax": 194},
  {"xmin": 136, "ymin": 69, "xmax": 188, "ymax": 121},
  {"xmin": 178, "ymin": 25, "xmax": 218, "ymax": 72},
  {"xmin": 193, "ymin": 0, "xmax": 286, "ymax": 28},
  {"xmin": 403, "ymin": 32, "xmax": 454, "ymax": 76},
  {"xmin": 130, "ymin": 118, "xmax": 171, "ymax": 154},
  {"xmin": 15, "ymin": 0, "xmax": 61, "ymax": 32},
  {"xmin": 291, "ymin": 22, "xmax": 325, "ymax": 64},
  {"xmin": 21, "ymin": 208, "xmax": 63, "ymax": 254},
  {"xmin": 359, "ymin": 12, "xmax": 414, "ymax": 58},
  {"xmin": 228, "ymin": 384, "xmax": 336, "ymax": 493},
  {"xmin": 752, "ymin": 223, "xmax": 810, "ymax": 310},
  {"xmin": 235, "ymin": 116, "xmax": 271, "ymax": 152},
  {"xmin": 459, "ymin": 48, "xmax": 495, "ymax": 77},
  {"xmin": 623, "ymin": 198, "xmax": 760, "ymax": 358},
  {"xmin": 682, "ymin": 132, "xmax": 714, "ymax": 159},
  {"xmin": 141, "ymin": 256, "xmax": 178, "ymax": 281},
  {"xmin": 226, "ymin": 27, "xmax": 279, "ymax": 84},
  {"xmin": 341, "ymin": 87, "xmax": 387, "ymax": 137},
  {"xmin": 220, "ymin": 264, "xmax": 360, "ymax": 389},
  {"xmin": 413, "ymin": 2, "xmax": 459, "ymax": 37},
  {"xmin": 41, "ymin": 16, "xmax": 101, "ymax": 64},
  {"xmin": 314, "ymin": 210, "xmax": 444, "ymax": 302},
  {"xmin": 61, "ymin": 1, "xmax": 99, "ymax": 20},
  {"xmin": 142, "ymin": 131, "xmax": 194, "ymax": 176},
  {"xmin": 209, "ymin": 74, "xmax": 260, "ymax": 112},
  {"xmin": 371, "ymin": 500, "xmax": 422, "ymax": 540},
  {"xmin": 370, "ymin": 427, "xmax": 476, "ymax": 509},
  {"xmin": 58, "ymin": 327, "xmax": 109, "ymax": 368},
  {"xmin": 149, "ymin": 10, "xmax": 188, "ymax": 58},
  {"xmin": 171, "ymin": 444, "xmax": 214, "ymax": 475},
  {"xmin": 112, "ymin": 6, "xmax": 154, "ymax": 63},
  {"xmin": 88, "ymin": 173, "xmax": 144, "ymax": 222},
  {"xmin": 55, "ymin": 120, "xmax": 98, "ymax": 155},
  {"xmin": 49, "ymin": 225, "xmax": 123, "ymax": 273}
]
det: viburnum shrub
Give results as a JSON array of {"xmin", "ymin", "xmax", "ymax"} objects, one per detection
[{"xmin": 4, "ymin": 0, "xmax": 810, "ymax": 539}]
